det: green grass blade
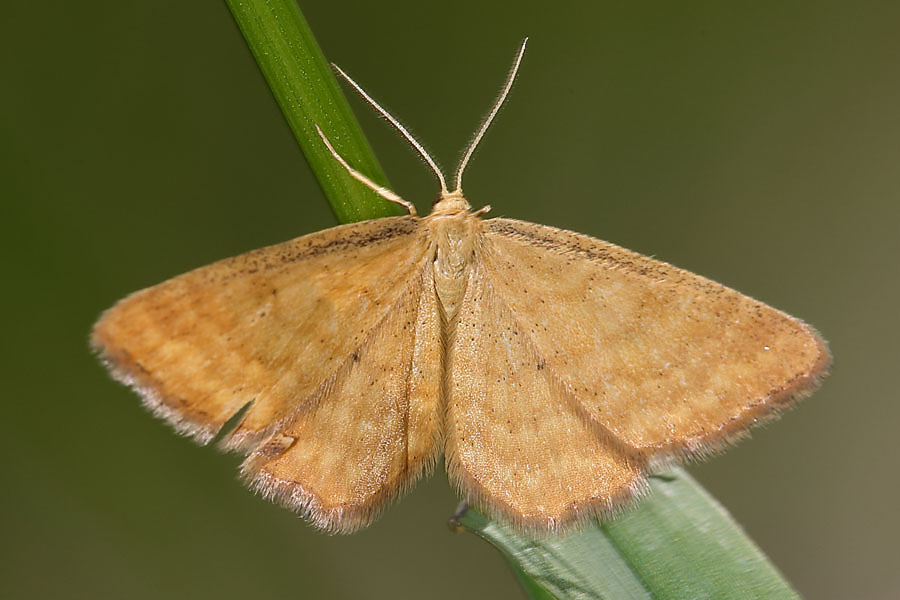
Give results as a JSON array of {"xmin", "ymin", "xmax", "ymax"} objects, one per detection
[
  {"xmin": 455, "ymin": 506, "xmax": 650, "ymax": 600},
  {"xmin": 455, "ymin": 468, "xmax": 800, "ymax": 600},
  {"xmin": 225, "ymin": 0, "xmax": 403, "ymax": 223},
  {"xmin": 225, "ymin": 4, "xmax": 800, "ymax": 599},
  {"xmin": 505, "ymin": 560, "xmax": 564, "ymax": 600},
  {"xmin": 603, "ymin": 469, "xmax": 800, "ymax": 599}
]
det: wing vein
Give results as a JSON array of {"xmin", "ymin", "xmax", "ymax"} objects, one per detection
[
  {"xmin": 476, "ymin": 253, "xmax": 643, "ymax": 464},
  {"xmin": 264, "ymin": 264, "xmax": 432, "ymax": 444}
]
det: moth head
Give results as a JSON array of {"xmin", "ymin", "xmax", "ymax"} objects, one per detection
[{"xmin": 431, "ymin": 190, "xmax": 472, "ymax": 215}]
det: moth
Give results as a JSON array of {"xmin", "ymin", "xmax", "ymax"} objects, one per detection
[{"xmin": 92, "ymin": 41, "xmax": 830, "ymax": 534}]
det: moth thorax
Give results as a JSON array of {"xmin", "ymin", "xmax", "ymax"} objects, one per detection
[{"xmin": 432, "ymin": 215, "xmax": 478, "ymax": 322}]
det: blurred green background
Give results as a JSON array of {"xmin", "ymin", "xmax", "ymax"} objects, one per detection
[{"xmin": 2, "ymin": 1, "xmax": 898, "ymax": 598}]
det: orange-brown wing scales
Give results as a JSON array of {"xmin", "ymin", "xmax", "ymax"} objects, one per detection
[
  {"xmin": 484, "ymin": 219, "xmax": 830, "ymax": 462},
  {"xmin": 92, "ymin": 217, "xmax": 428, "ymax": 450},
  {"xmin": 445, "ymin": 266, "xmax": 646, "ymax": 532},
  {"xmin": 241, "ymin": 267, "xmax": 443, "ymax": 533}
]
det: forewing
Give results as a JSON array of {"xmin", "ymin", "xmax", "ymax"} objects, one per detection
[
  {"xmin": 482, "ymin": 218, "xmax": 830, "ymax": 463},
  {"xmin": 92, "ymin": 216, "xmax": 431, "ymax": 451},
  {"xmin": 242, "ymin": 265, "xmax": 443, "ymax": 532},
  {"xmin": 445, "ymin": 265, "xmax": 646, "ymax": 532}
]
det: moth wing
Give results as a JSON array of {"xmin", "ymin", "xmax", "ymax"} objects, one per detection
[
  {"xmin": 241, "ymin": 265, "xmax": 443, "ymax": 533},
  {"xmin": 445, "ymin": 264, "xmax": 646, "ymax": 532},
  {"xmin": 482, "ymin": 218, "xmax": 830, "ymax": 464},
  {"xmin": 92, "ymin": 216, "xmax": 435, "ymax": 453}
]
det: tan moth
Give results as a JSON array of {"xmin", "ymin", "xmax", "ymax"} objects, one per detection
[{"xmin": 92, "ymin": 40, "xmax": 830, "ymax": 534}]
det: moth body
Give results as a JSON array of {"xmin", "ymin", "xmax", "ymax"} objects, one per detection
[{"xmin": 428, "ymin": 197, "xmax": 481, "ymax": 323}]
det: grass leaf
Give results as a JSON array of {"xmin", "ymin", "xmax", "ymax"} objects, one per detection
[
  {"xmin": 454, "ymin": 468, "xmax": 800, "ymax": 599},
  {"xmin": 225, "ymin": 0, "xmax": 403, "ymax": 223}
]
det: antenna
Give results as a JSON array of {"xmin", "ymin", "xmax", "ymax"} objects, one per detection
[
  {"xmin": 333, "ymin": 64, "xmax": 449, "ymax": 194},
  {"xmin": 453, "ymin": 38, "xmax": 528, "ymax": 193},
  {"xmin": 314, "ymin": 125, "xmax": 417, "ymax": 216}
]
